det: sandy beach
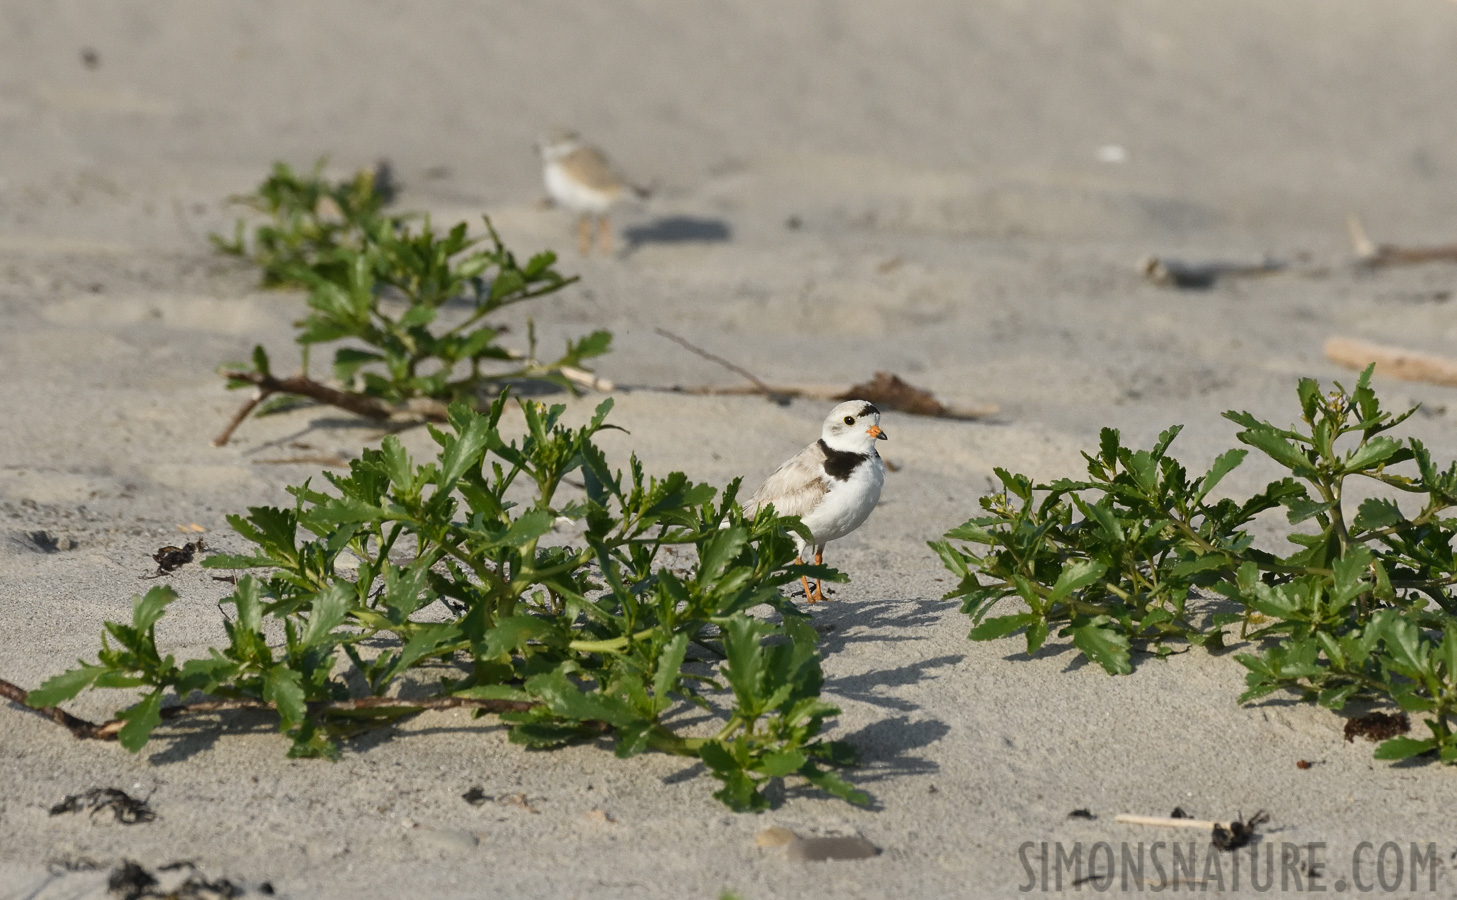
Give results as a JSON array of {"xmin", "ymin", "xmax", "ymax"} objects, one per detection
[{"xmin": 5, "ymin": 2, "xmax": 1457, "ymax": 897}]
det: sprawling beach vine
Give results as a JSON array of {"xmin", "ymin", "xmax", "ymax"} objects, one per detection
[
  {"xmin": 210, "ymin": 161, "xmax": 610, "ymax": 443},
  {"xmin": 935, "ymin": 367, "xmax": 1457, "ymax": 763},
  {"xmin": 26, "ymin": 397, "xmax": 866, "ymax": 812}
]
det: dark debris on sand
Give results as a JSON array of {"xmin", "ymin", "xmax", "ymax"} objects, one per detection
[
  {"xmin": 1344, "ymin": 711, "xmax": 1410, "ymax": 743},
  {"xmin": 50, "ymin": 787, "xmax": 155, "ymax": 824}
]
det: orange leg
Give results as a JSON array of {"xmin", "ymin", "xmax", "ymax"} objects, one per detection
[
  {"xmin": 808, "ymin": 551, "xmax": 830, "ymax": 603},
  {"xmin": 795, "ymin": 556, "xmax": 816, "ymax": 603},
  {"xmin": 596, "ymin": 215, "xmax": 613, "ymax": 255},
  {"xmin": 577, "ymin": 215, "xmax": 592, "ymax": 256}
]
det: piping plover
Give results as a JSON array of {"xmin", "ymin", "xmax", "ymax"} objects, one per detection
[
  {"xmin": 536, "ymin": 130, "xmax": 647, "ymax": 256},
  {"xmin": 743, "ymin": 400, "xmax": 888, "ymax": 603}
]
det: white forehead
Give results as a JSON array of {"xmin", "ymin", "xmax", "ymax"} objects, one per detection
[{"xmin": 825, "ymin": 399, "xmax": 879, "ymax": 423}]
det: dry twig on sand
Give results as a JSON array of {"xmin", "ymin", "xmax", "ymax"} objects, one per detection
[
  {"xmin": 1348, "ymin": 214, "xmax": 1457, "ymax": 268},
  {"xmin": 1139, "ymin": 256, "xmax": 1287, "ymax": 289},
  {"xmin": 1325, "ymin": 337, "xmax": 1457, "ymax": 388},
  {"xmin": 1115, "ymin": 811, "xmax": 1269, "ymax": 851},
  {"xmin": 213, "ymin": 357, "xmax": 612, "ymax": 447},
  {"xmin": 653, "ymin": 329, "xmax": 999, "ymax": 420}
]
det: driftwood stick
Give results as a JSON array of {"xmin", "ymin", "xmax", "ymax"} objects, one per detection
[
  {"xmin": 1, "ymin": 675, "xmax": 536, "ymax": 742},
  {"xmin": 214, "ymin": 371, "xmax": 401, "ymax": 446},
  {"xmin": 662, "ymin": 382, "xmax": 999, "ymax": 420},
  {"xmin": 655, "ymin": 328, "xmax": 785, "ymax": 400},
  {"xmin": 1140, "ymin": 256, "xmax": 1286, "ymax": 289},
  {"xmin": 212, "ymin": 387, "xmax": 267, "ymax": 447},
  {"xmin": 220, "ymin": 371, "xmax": 396, "ymax": 421},
  {"xmin": 215, "ymin": 360, "xmax": 611, "ymax": 447},
  {"xmin": 669, "ymin": 382, "xmax": 848, "ymax": 401},
  {"xmin": 653, "ymin": 330, "xmax": 999, "ymax": 420},
  {"xmin": 1348, "ymin": 214, "xmax": 1457, "ymax": 267},
  {"xmin": 0, "ymin": 677, "xmax": 112, "ymax": 739},
  {"xmin": 1325, "ymin": 337, "xmax": 1457, "ymax": 388},
  {"xmin": 1114, "ymin": 814, "xmax": 1223, "ymax": 831}
]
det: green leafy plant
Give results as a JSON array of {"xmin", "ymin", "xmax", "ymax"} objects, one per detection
[
  {"xmin": 211, "ymin": 160, "xmax": 392, "ymax": 288},
  {"xmin": 933, "ymin": 366, "xmax": 1457, "ymax": 763},
  {"xmin": 211, "ymin": 161, "xmax": 610, "ymax": 444},
  {"xmin": 28, "ymin": 396, "xmax": 866, "ymax": 811}
]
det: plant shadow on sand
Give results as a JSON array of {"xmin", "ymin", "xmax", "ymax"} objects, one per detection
[
  {"xmin": 658, "ymin": 596, "xmax": 958, "ymax": 809},
  {"xmin": 139, "ymin": 598, "xmax": 952, "ymax": 802},
  {"xmin": 816, "ymin": 596, "xmax": 960, "ymax": 801},
  {"xmin": 142, "ymin": 707, "xmax": 278, "ymax": 765}
]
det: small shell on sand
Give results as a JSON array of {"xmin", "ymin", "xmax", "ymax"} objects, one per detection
[
  {"xmin": 755, "ymin": 826, "xmax": 798, "ymax": 848},
  {"xmin": 756, "ymin": 827, "xmax": 880, "ymax": 861}
]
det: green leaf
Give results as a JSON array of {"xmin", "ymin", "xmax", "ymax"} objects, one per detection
[
  {"xmin": 439, "ymin": 412, "xmax": 492, "ymax": 486},
  {"xmin": 721, "ymin": 616, "xmax": 768, "ymax": 710},
  {"xmin": 379, "ymin": 437, "xmax": 415, "ymax": 490},
  {"xmin": 697, "ymin": 740, "xmax": 740, "ymax": 775},
  {"xmin": 1375, "ymin": 613, "xmax": 1429, "ymax": 675},
  {"xmin": 1285, "ymin": 497, "xmax": 1337, "ymax": 525},
  {"xmin": 1070, "ymin": 622, "xmax": 1132, "ymax": 675},
  {"xmin": 200, "ymin": 552, "xmax": 273, "ymax": 569},
  {"xmin": 711, "ymin": 769, "xmax": 767, "ymax": 812},
  {"xmin": 26, "ymin": 664, "xmax": 109, "ymax": 708},
  {"xmin": 1296, "ymin": 377, "xmax": 1321, "ymax": 423},
  {"xmin": 968, "ymin": 614, "xmax": 1037, "ymax": 641},
  {"xmin": 500, "ymin": 509, "xmax": 556, "ymax": 547},
  {"xmin": 482, "ymin": 615, "xmax": 556, "ymax": 659},
  {"xmin": 265, "ymin": 666, "xmax": 308, "ymax": 731},
  {"xmin": 1194, "ymin": 449, "xmax": 1247, "ymax": 503},
  {"xmin": 613, "ymin": 723, "xmax": 653, "ymax": 759},
  {"xmin": 398, "ymin": 303, "xmax": 437, "ymax": 328},
  {"xmin": 1442, "ymin": 624, "xmax": 1457, "ymax": 681},
  {"xmin": 1352, "ymin": 498, "xmax": 1404, "ymax": 534},
  {"xmin": 333, "ymin": 347, "xmax": 386, "ymax": 380},
  {"xmin": 133, "ymin": 586, "xmax": 178, "ymax": 633},
  {"xmin": 300, "ymin": 583, "xmax": 351, "ymax": 647},
  {"xmin": 525, "ymin": 669, "xmax": 639, "ymax": 728},
  {"xmin": 653, "ymin": 633, "xmax": 689, "ymax": 706},
  {"xmin": 1238, "ymin": 427, "xmax": 1314, "ymax": 473},
  {"xmin": 801, "ymin": 765, "xmax": 871, "ymax": 806},
  {"xmin": 116, "ymin": 690, "xmax": 165, "ymax": 753},
  {"xmin": 1372, "ymin": 737, "xmax": 1435, "ymax": 760},
  {"xmin": 1050, "ymin": 560, "xmax": 1107, "ymax": 603},
  {"xmin": 753, "ymin": 749, "xmax": 808, "ymax": 777},
  {"xmin": 698, "ymin": 526, "xmax": 749, "ymax": 586},
  {"xmin": 1344, "ymin": 436, "xmax": 1402, "ymax": 473},
  {"xmin": 227, "ymin": 506, "xmax": 298, "ymax": 564},
  {"xmin": 308, "ymin": 497, "xmax": 384, "ymax": 525},
  {"xmin": 568, "ymin": 329, "xmax": 613, "ymax": 361},
  {"xmin": 1025, "ymin": 620, "xmax": 1050, "ymax": 655},
  {"xmin": 451, "ymin": 683, "xmax": 530, "ymax": 702},
  {"xmin": 1097, "ymin": 428, "xmax": 1121, "ymax": 468},
  {"xmin": 508, "ymin": 721, "xmax": 596, "ymax": 748}
]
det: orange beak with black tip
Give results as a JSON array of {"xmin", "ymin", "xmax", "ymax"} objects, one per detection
[{"xmin": 867, "ymin": 424, "xmax": 887, "ymax": 440}]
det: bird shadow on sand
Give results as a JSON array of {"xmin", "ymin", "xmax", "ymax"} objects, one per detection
[
  {"xmin": 809, "ymin": 594, "xmax": 953, "ymax": 653},
  {"xmin": 621, "ymin": 216, "xmax": 731, "ymax": 254}
]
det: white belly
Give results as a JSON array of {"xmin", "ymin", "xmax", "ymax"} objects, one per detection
[
  {"xmin": 800, "ymin": 455, "xmax": 884, "ymax": 550},
  {"xmin": 544, "ymin": 163, "xmax": 617, "ymax": 215}
]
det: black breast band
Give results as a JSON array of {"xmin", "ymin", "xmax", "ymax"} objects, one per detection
[{"xmin": 818, "ymin": 440, "xmax": 867, "ymax": 481}]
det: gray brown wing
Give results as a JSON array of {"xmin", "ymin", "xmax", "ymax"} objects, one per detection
[
  {"xmin": 560, "ymin": 145, "xmax": 627, "ymax": 192},
  {"xmin": 744, "ymin": 441, "xmax": 828, "ymax": 520}
]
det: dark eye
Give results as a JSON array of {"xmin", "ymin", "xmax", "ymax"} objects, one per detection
[{"xmin": 843, "ymin": 416, "xmax": 855, "ymax": 425}]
